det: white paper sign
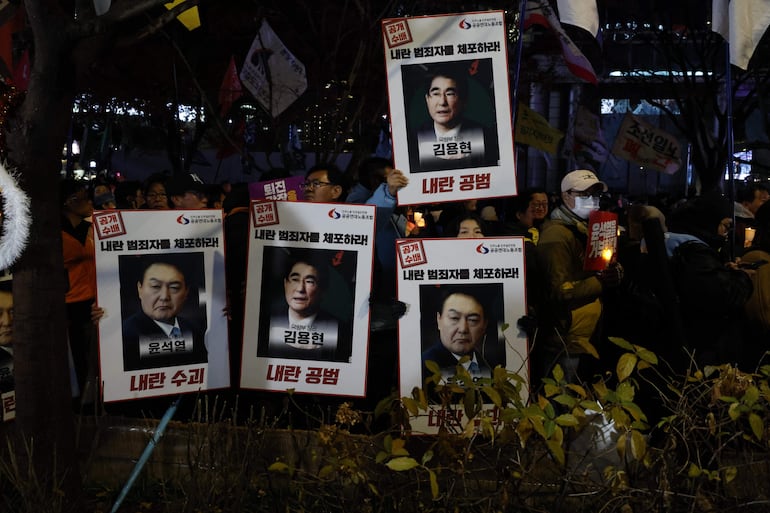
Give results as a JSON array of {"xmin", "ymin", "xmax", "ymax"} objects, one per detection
[
  {"xmin": 94, "ymin": 209, "xmax": 229, "ymax": 403},
  {"xmin": 382, "ymin": 11, "xmax": 516, "ymax": 204},
  {"xmin": 240, "ymin": 201, "xmax": 375, "ymax": 397},
  {"xmin": 397, "ymin": 237, "xmax": 529, "ymax": 433}
]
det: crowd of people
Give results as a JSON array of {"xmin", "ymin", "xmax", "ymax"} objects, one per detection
[{"xmin": 11, "ymin": 161, "xmax": 768, "ymax": 421}]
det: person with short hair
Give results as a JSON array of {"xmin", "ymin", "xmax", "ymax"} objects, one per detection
[
  {"xmin": 263, "ymin": 251, "xmax": 351, "ymax": 362},
  {"xmin": 410, "ymin": 65, "xmax": 499, "ymax": 172},
  {"xmin": 421, "ymin": 287, "xmax": 494, "ymax": 382},
  {"xmin": 144, "ymin": 174, "xmax": 170, "ymax": 210},
  {"xmin": 121, "ymin": 258, "xmax": 207, "ymax": 371},
  {"xmin": 301, "ymin": 163, "xmax": 348, "ymax": 203}
]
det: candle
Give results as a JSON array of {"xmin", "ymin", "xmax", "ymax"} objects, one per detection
[{"xmin": 745, "ymin": 227, "xmax": 756, "ymax": 248}]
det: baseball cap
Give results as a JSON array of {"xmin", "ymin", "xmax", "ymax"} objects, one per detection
[
  {"xmin": 560, "ymin": 169, "xmax": 608, "ymax": 193},
  {"xmin": 167, "ymin": 174, "xmax": 207, "ymax": 197}
]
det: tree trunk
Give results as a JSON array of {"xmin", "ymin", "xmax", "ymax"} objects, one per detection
[{"xmin": 6, "ymin": 1, "xmax": 82, "ymax": 509}]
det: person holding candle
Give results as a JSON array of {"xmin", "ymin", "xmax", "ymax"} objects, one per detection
[
  {"xmin": 734, "ymin": 183, "xmax": 769, "ymax": 257},
  {"xmin": 534, "ymin": 170, "xmax": 624, "ymax": 386}
]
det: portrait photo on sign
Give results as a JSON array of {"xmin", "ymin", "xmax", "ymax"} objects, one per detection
[
  {"xmin": 403, "ymin": 59, "xmax": 500, "ymax": 173},
  {"xmin": 419, "ymin": 283, "xmax": 505, "ymax": 383},
  {"xmin": 118, "ymin": 253, "xmax": 208, "ymax": 372},
  {"xmin": 256, "ymin": 246, "xmax": 356, "ymax": 363}
]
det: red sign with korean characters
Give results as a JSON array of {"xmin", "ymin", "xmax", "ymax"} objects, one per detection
[{"xmin": 584, "ymin": 211, "xmax": 618, "ymax": 272}]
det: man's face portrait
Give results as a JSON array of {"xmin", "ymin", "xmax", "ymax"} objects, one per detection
[
  {"xmin": 284, "ymin": 262, "xmax": 322, "ymax": 318},
  {"xmin": 436, "ymin": 293, "xmax": 487, "ymax": 356},
  {"xmin": 425, "ymin": 75, "xmax": 465, "ymax": 131},
  {"xmin": 0, "ymin": 291, "xmax": 12, "ymax": 347},
  {"xmin": 303, "ymin": 169, "xmax": 342, "ymax": 203},
  {"xmin": 137, "ymin": 263, "xmax": 189, "ymax": 323}
]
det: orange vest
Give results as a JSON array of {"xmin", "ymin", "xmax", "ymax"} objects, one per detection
[{"xmin": 62, "ymin": 224, "xmax": 96, "ymax": 304}]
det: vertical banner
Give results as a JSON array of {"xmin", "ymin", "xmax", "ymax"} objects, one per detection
[
  {"xmin": 397, "ymin": 237, "xmax": 528, "ymax": 433},
  {"xmin": 94, "ymin": 210, "xmax": 229, "ymax": 402},
  {"xmin": 0, "ymin": 275, "xmax": 13, "ymax": 421},
  {"xmin": 584, "ymin": 211, "xmax": 618, "ymax": 271},
  {"xmin": 240, "ymin": 201, "xmax": 375, "ymax": 397},
  {"xmin": 382, "ymin": 11, "xmax": 516, "ymax": 205}
]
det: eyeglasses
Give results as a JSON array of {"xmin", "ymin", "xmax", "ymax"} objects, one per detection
[
  {"xmin": 530, "ymin": 201, "xmax": 548, "ymax": 209},
  {"xmin": 301, "ymin": 180, "xmax": 334, "ymax": 190},
  {"xmin": 568, "ymin": 190, "xmax": 601, "ymax": 198}
]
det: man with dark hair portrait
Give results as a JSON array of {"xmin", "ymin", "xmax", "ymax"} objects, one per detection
[
  {"xmin": 408, "ymin": 63, "xmax": 499, "ymax": 172},
  {"xmin": 122, "ymin": 257, "xmax": 207, "ymax": 371},
  {"xmin": 421, "ymin": 286, "xmax": 500, "ymax": 382},
  {"xmin": 264, "ymin": 250, "xmax": 351, "ymax": 362}
]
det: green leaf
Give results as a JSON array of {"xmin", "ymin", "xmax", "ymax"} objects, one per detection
[
  {"xmin": 421, "ymin": 450, "xmax": 434, "ymax": 465},
  {"xmin": 630, "ymin": 430, "xmax": 646, "ymax": 460},
  {"xmin": 375, "ymin": 451, "xmax": 388, "ymax": 464},
  {"xmin": 728, "ymin": 402, "xmax": 742, "ymax": 421},
  {"xmin": 616, "ymin": 381, "xmax": 635, "ymax": 403},
  {"xmin": 552, "ymin": 364, "xmax": 564, "ymax": 383},
  {"xmin": 402, "ymin": 397, "xmax": 419, "ymax": 416},
  {"xmin": 318, "ymin": 465, "xmax": 334, "ymax": 478},
  {"xmin": 688, "ymin": 463, "xmax": 702, "ymax": 478},
  {"xmin": 425, "ymin": 360, "xmax": 441, "ymax": 375},
  {"xmin": 546, "ymin": 440, "xmax": 565, "ymax": 465},
  {"xmin": 268, "ymin": 462, "xmax": 291, "ymax": 473},
  {"xmin": 565, "ymin": 383, "xmax": 588, "ymax": 397},
  {"xmin": 617, "ymin": 353, "xmax": 638, "ymax": 382},
  {"xmin": 749, "ymin": 412, "xmax": 764, "ymax": 440},
  {"xmin": 555, "ymin": 413, "xmax": 579, "ymax": 427},
  {"xmin": 724, "ymin": 466, "xmax": 738, "ymax": 484},
  {"xmin": 609, "ymin": 337, "xmax": 634, "ymax": 350},
  {"xmin": 428, "ymin": 469, "xmax": 439, "ymax": 499},
  {"xmin": 482, "ymin": 386, "xmax": 502, "ymax": 407},
  {"xmin": 553, "ymin": 394, "xmax": 578, "ymax": 407},
  {"xmin": 636, "ymin": 348, "xmax": 658, "ymax": 365},
  {"xmin": 385, "ymin": 457, "xmax": 420, "ymax": 471},
  {"xmin": 543, "ymin": 383, "xmax": 560, "ymax": 397},
  {"xmin": 744, "ymin": 385, "xmax": 760, "ymax": 407},
  {"xmin": 579, "ymin": 400, "xmax": 603, "ymax": 412}
]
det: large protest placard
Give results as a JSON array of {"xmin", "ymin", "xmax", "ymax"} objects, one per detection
[
  {"xmin": 240, "ymin": 201, "xmax": 375, "ymax": 397},
  {"xmin": 94, "ymin": 210, "xmax": 229, "ymax": 403},
  {"xmin": 0, "ymin": 273, "xmax": 13, "ymax": 421},
  {"xmin": 382, "ymin": 11, "xmax": 516, "ymax": 205},
  {"xmin": 397, "ymin": 237, "xmax": 528, "ymax": 433}
]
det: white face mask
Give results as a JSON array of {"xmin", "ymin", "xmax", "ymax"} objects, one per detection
[{"xmin": 571, "ymin": 196, "xmax": 600, "ymax": 220}]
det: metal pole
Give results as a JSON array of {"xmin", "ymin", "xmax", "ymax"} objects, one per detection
[{"xmin": 109, "ymin": 397, "xmax": 181, "ymax": 513}]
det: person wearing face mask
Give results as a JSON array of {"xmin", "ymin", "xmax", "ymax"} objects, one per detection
[{"xmin": 532, "ymin": 170, "xmax": 624, "ymax": 386}]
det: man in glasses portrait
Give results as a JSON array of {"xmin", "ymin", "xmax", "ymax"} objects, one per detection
[{"xmin": 301, "ymin": 163, "xmax": 348, "ymax": 203}]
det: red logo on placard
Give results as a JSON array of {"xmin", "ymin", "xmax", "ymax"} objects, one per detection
[
  {"xmin": 397, "ymin": 239, "xmax": 427, "ymax": 269},
  {"xmin": 383, "ymin": 18, "xmax": 413, "ymax": 48},
  {"xmin": 93, "ymin": 211, "xmax": 126, "ymax": 240}
]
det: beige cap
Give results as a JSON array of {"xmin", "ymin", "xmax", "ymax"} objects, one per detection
[{"xmin": 560, "ymin": 169, "xmax": 608, "ymax": 193}]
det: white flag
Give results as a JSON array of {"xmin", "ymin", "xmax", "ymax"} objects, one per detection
[
  {"xmin": 556, "ymin": 0, "xmax": 599, "ymax": 36},
  {"xmin": 240, "ymin": 21, "xmax": 308, "ymax": 117},
  {"xmin": 712, "ymin": 0, "xmax": 770, "ymax": 70}
]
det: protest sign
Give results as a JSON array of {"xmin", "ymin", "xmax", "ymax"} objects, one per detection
[
  {"xmin": 248, "ymin": 175, "xmax": 305, "ymax": 201},
  {"xmin": 611, "ymin": 113, "xmax": 682, "ymax": 174},
  {"xmin": 94, "ymin": 209, "xmax": 228, "ymax": 402},
  {"xmin": 240, "ymin": 201, "xmax": 375, "ymax": 397},
  {"xmin": 584, "ymin": 211, "xmax": 618, "ymax": 272},
  {"xmin": 382, "ymin": 11, "xmax": 516, "ymax": 204},
  {"xmin": 397, "ymin": 237, "xmax": 529, "ymax": 433}
]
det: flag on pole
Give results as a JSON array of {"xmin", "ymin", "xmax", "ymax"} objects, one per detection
[
  {"xmin": 218, "ymin": 56, "xmax": 243, "ymax": 117},
  {"xmin": 556, "ymin": 0, "xmax": 599, "ymax": 36},
  {"xmin": 240, "ymin": 20, "xmax": 307, "ymax": 118},
  {"xmin": 524, "ymin": 0, "xmax": 598, "ymax": 85},
  {"xmin": 515, "ymin": 102, "xmax": 564, "ymax": 154},
  {"xmin": 712, "ymin": 0, "xmax": 770, "ymax": 70},
  {"xmin": 164, "ymin": 0, "xmax": 201, "ymax": 31}
]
